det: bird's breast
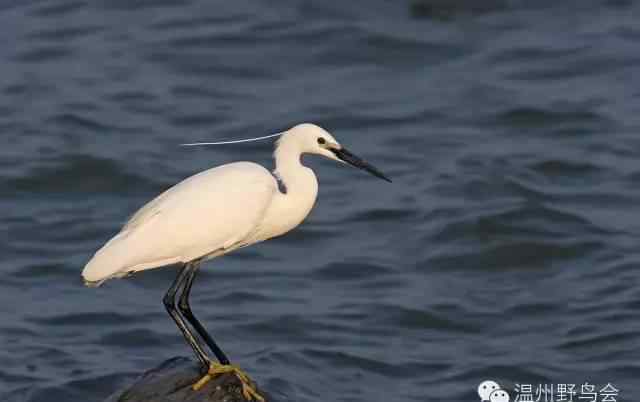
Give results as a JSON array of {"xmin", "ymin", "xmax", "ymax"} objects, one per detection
[{"xmin": 249, "ymin": 179, "xmax": 318, "ymax": 243}]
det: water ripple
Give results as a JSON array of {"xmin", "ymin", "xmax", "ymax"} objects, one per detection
[{"xmin": 2, "ymin": 1, "xmax": 640, "ymax": 401}]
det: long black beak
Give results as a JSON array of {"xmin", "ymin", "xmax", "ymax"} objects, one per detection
[{"xmin": 331, "ymin": 147, "xmax": 392, "ymax": 183}]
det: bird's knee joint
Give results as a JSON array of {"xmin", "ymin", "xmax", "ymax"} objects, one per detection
[
  {"xmin": 163, "ymin": 294, "xmax": 174, "ymax": 309},
  {"xmin": 177, "ymin": 300, "xmax": 191, "ymax": 316}
]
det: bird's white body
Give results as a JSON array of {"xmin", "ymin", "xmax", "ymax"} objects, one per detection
[{"xmin": 82, "ymin": 124, "xmax": 326, "ymax": 285}]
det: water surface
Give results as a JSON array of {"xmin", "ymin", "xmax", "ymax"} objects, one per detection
[{"xmin": 1, "ymin": 1, "xmax": 639, "ymax": 401}]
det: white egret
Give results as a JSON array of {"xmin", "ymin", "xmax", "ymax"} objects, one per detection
[{"xmin": 82, "ymin": 123, "xmax": 390, "ymax": 400}]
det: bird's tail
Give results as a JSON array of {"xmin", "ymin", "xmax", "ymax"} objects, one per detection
[{"xmin": 82, "ymin": 231, "xmax": 132, "ymax": 287}]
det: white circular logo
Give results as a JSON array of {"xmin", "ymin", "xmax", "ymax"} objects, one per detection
[
  {"xmin": 478, "ymin": 380, "xmax": 509, "ymax": 402},
  {"xmin": 478, "ymin": 380, "xmax": 501, "ymax": 401},
  {"xmin": 489, "ymin": 389, "xmax": 510, "ymax": 402}
]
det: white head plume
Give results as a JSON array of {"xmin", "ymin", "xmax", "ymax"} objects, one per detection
[{"xmin": 181, "ymin": 132, "xmax": 284, "ymax": 146}]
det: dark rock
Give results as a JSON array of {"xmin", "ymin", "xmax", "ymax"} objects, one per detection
[{"xmin": 105, "ymin": 357, "xmax": 268, "ymax": 402}]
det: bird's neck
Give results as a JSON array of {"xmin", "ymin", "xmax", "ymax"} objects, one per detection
[
  {"xmin": 264, "ymin": 141, "xmax": 318, "ymax": 238},
  {"xmin": 273, "ymin": 140, "xmax": 318, "ymax": 199}
]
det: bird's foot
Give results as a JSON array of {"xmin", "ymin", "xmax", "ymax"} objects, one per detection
[{"xmin": 192, "ymin": 361, "xmax": 265, "ymax": 402}]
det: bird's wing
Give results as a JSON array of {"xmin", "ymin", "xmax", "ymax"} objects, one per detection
[{"xmin": 82, "ymin": 162, "xmax": 277, "ymax": 283}]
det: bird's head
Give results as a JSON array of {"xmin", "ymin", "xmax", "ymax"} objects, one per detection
[{"xmin": 280, "ymin": 123, "xmax": 392, "ymax": 182}]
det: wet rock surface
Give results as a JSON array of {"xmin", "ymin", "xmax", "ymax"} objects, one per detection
[{"xmin": 105, "ymin": 357, "xmax": 268, "ymax": 402}]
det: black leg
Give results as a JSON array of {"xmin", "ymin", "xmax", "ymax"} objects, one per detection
[
  {"xmin": 178, "ymin": 262, "xmax": 231, "ymax": 365},
  {"xmin": 163, "ymin": 264, "xmax": 209, "ymax": 367}
]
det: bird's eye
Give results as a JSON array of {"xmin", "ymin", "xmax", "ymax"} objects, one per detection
[{"xmin": 317, "ymin": 137, "xmax": 326, "ymax": 145}]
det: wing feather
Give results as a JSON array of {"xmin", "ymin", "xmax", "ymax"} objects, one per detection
[{"xmin": 82, "ymin": 162, "xmax": 276, "ymax": 284}]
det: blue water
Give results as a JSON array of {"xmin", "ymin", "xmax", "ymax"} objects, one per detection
[{"xmin": 1, "ymin": 1, "xmax": 639, "ymax": 401}]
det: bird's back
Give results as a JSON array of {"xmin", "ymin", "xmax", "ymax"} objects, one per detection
[{"xmin": 82, "ymin": 162, "xmax": 277, "ymax": 285}]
